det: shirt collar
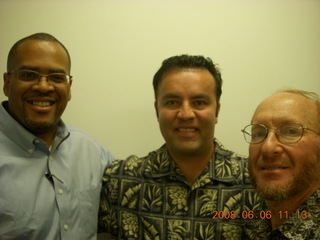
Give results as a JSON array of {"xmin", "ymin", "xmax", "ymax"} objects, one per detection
[{"xmin": 143, "ymin": 139, "xmax": 240, "ymax": 185}]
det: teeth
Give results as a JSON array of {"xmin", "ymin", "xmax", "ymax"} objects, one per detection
[
  {"xmin": 33, "ymin": 101, "xmax": 51, "ymax": 107},
  {"xmin": 179, "ymin": 128, "xmax": 195, "ymax": 132}
]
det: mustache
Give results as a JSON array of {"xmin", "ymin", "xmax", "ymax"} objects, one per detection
[{"xmin": 255, "ymin": 158, "xmax": 288, "ymax": 168}]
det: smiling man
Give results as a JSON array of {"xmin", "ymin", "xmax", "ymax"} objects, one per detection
[
  {"xmin": 99, "ymin": 54, "xmax": 264, "ymax": 239},
  {"xmin": 242, "ymin": 89, "xmax": 320, "ymax": 239},
  {"xmin": 0, "ymin": 33, "xmax": 114, "ymax": 239}
]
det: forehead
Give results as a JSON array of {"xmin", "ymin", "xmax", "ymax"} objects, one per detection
[
  {"xmin": 158, "ymin": 69, "xmax": 216, "ymax": 95},
  {"xmin": 253, "ymin": 93, "xmax": 318, "ymax": 126},
  {"xmin": 13, "ymin": 40, "xmax": 69, "ymax": 71}
]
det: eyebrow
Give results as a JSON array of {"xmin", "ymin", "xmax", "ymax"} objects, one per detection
[
  {"xmin": 17, "ymin": 65, "xmax": 38, "ymax": 71},
  {"xmin": 191, "ymin": 94, "xmax": 211, "ymax": 101},
  {"xmin": 161, "ymin": 93, "xmax": 212, "ymax": 101},
  {"xmin": 17, "ymin": 65, "xmax": 67, "ymax": 74},
  {"xmin": 161, "ymin": 93, "xmax": 179, "ymax": 100}
]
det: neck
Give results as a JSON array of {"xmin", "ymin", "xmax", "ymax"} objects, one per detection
[
  {"xmin": 267, "ymin": 183, "xmax": 320, "ymax": 230},
  {"xmin": 34, "ymin": 131, "xmax": 56, "ymax": 148},
  {"xmin": 170, "ymin": 145, "xmax": 215, "ymax": 185}
]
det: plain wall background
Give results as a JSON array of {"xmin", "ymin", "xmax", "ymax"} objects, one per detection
[{"xmin": 0, "ymin": 0, "xmax": 319, "ymax": 159}]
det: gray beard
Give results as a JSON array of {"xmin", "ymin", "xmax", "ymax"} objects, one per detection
[{"xmin": 250, "ymin": 152, "xmax": 320, "ymax": 202}]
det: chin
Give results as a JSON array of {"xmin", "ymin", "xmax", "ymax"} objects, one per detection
[
  {"xmin": 24, "ymin": 118, "xmax": 59, "ymax": 133},
  {"xmin": 255, "ymin": 179, "xmax": 295, "ymax": 201}
]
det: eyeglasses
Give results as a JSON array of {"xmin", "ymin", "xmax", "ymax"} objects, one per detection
[
  {"xmin": 241, "ymin": 122, "xmax": 320, "ymax": 144},
  {"xmin": 9, "ymin": 69, "xmax": 72, "ymax": 85}
]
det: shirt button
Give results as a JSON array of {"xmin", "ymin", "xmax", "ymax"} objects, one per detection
[
  {"xmin": 58, "ymin": 189, "xmax": 63, "ymax": 195},
  {"xmin": 64, "ymin": 224, "xmax": 69, "ymax": 230}
]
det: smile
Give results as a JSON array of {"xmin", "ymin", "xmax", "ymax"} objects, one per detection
[
  {"xmin": 31, "ymin": 101, "xmax": 53, "ymax": 107},
  {"xmin": 178, "ymin": 128, "xmax": 196, "ymax": 132}
]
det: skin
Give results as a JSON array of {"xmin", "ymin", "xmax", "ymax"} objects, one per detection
[
  {"xmin": 249, "ymin": 92, "xmax": 320, "ymax": 229},
  {"xmin": 3, "ymin": 39, "xmax": 72, "ymax": 147},
  {"xmin": 155, "ymin": 69, "xmax": 220, "ymax": 185}
]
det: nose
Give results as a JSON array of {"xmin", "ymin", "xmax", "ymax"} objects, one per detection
[
  {"xmin": 32, "ymin": 76, "xmax": 54, "ymax": 92},
  {"xmin": 177, "ymin": 103, "xmax": 195, "ymax": 120},
  {"xmin": 260, "ymin": 131, "xmax": 283, "ymax": 157}
]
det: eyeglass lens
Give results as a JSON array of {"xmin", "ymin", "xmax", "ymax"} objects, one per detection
[
  {"xmin": 16, "ymin": 70, "xmax": 69, "ymax": 84},
  {"xmin": 243, "ymin": 123, "xmax": 304, "ymax": 144}
]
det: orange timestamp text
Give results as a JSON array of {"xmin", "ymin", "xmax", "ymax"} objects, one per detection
[{"xmin": 212, "ymin": 210, "xmax": 308, "ymax": 220}]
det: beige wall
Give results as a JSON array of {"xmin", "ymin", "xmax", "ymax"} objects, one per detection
[{"xmin": 1, "ymin": 0, "xmax": 319, "ymax": 158}]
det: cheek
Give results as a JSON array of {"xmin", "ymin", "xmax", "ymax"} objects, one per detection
[
  {"xmin": 158, "ymin": 108, "xmax": 173, "ymax": 119},
  {"xmin": 7, "ymin": 85, "xmax": 24, "ymax": 101},
  {"xmin": 294, "ymin": 139, "xmax": 318, "ymax": 161},
  {"xmin": 58, "ymin": 88, "xmax": 72, "ymax": 104},
  {"xmin": 199, "ymin": 109, "xmax": 217, "ymax": 123},
  {"xmin": 249, "ymin": 146, "xmax": 260, "ymax": 164},
  {"xmin": 157, "ymin": 110, "xmax": 172, "ymax": 128}
]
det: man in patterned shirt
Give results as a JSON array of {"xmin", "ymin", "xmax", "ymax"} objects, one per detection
[
  {"xmin": 242, "ymin": 89, "xmax": 320, "ymax": 239},
  {"xmin": 99, "ymin": 55, "xmax": 264, "ymax": 239}
]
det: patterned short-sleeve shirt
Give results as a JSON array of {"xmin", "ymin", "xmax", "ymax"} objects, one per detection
[
  {"xmin": 245, "ymin": 189, "xmax": 320, "ymax": 240},
  {"xmin": 99, "ymin": 139, "xmax": 264, "ymax": 240}
]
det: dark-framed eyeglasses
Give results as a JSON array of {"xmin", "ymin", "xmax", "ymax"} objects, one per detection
[
  {"xmin": 8, "ymin": 69, "xmax": 72, "ymax": 85},
  {"xmin": 241, "ymin": 122, "xmax": 320, "ymax": 144}
]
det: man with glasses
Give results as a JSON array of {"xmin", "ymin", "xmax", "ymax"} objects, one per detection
[
  {"xmin": 0, "ymin": 33, "xmax": 114, "ymax": 239},
  {"xmin": 242, "ymin": 89, "xmax": 320, "ymax": 239},
  {"xmin": 99, "ymin": 54, "xmax": 264, "ymax": 239}
]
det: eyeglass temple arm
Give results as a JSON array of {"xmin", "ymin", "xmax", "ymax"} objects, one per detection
[{"xmin": 306, "ymin": 127, "xmax": 320, "ymax": 135}]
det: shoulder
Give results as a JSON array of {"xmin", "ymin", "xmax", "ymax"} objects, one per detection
[
  {"xmin": 64, "ymin": 123, "xmax": 114, "ymax": 161},
  {"xmin": 105, "ymin": 154, "xmax": 148, "ymax": 177},
  {"xmin": 65, "ymin": 124, "xmax": 105, "ymax": 147},
  {"xmin": 213, "ymin": 138, "xmax": 252, "ymax": 184},
  {"xmin": 65, "ymin": 123, "xmax": 95, "ymax": 138},
  {"xmin": 215, "ymin": 138, "xmax": 247, "ymax": 160},
  {"xmin": 104, "ymin": 146, "xmax": 167, "ymax": 178},
  {"xmin": 214, "ymin": 139, "xmax": 248, "ymax": 167}
]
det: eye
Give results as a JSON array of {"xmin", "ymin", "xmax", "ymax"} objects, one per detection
[
  {"xmin": 18, "ymin": 70, "xmax": 39, "ymax": 81},
  {"xmin": 194, "ymin": 100, "xmax": 206, "ymax": 106},
  {"xmin": 193, "ymin": 100, "xmax": 209, "ymax": 109},
  {"xmin": 49, "ymin": 74, "xmax": 67, "ymax": 83},
  {"xmin": 280, "ymin": 126, "xmax": 301, "ymax": 137},
  {"xmin": 251, "ymin": 127, "xmax": 266, "ymax": 140},
  {"xmin": 163, "ymin": 100, "xmax": 177, "ymax": 106}
]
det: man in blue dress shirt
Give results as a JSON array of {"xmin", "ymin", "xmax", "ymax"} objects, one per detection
[{"xmin": 0, "ymin": 33, "xmax": 114, "ymax": 240}]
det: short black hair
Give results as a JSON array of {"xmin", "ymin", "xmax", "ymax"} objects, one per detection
[
  {"xmin": 7, "ymin": 32, "xmax": 71, "ymax": 72},
  {"xmin": 153, "ymin": 54, "xmax": 222, "ymax": 104}
]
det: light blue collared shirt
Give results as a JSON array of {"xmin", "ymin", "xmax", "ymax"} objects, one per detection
[{"xmin": 0, "ymin": 101, "xmax": 114, "ymax": 240}]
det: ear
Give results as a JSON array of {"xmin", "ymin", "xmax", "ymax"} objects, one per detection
[
  {"xmin": 3, "ymin": 73, "xmax": 10, "ymax": 97},
  {"xmin": 68, "ymin": 78, "xmax": 73, "ymax": 101},
  {"xmin": 154, "ymin": 100, "xmax": 159, "ymax": 119},
  {"xmin": 215, "ymin": 103, "xmax": 221, "ymax": 124}
]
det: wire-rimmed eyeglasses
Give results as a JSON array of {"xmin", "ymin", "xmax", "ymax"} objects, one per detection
[
  {"xmin": 241, "ymin": 122, "xmax": 320, "ymax": 144},
  {"xmin": 8, "ymin": 69, "xmax": 72, "ymax": 85}
]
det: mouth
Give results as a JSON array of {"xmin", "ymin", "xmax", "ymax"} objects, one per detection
[
  {"xmin": 262, "ymin": 167, "xmax": 288, "ymax": 170},
  {"xmin": 31, "ymin": 101, "xmax": 54, "ymax": 107},
  {"xmin": 27, "ymin": 99, "xmax": 55, "ymax": 107},
  {"xmin": 175, "ymin": 128, "xmax": 198, "ymax": 137},
  {"xmin": 177, "ymin": 128, "xmax": 196, "ymax": 132}
]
